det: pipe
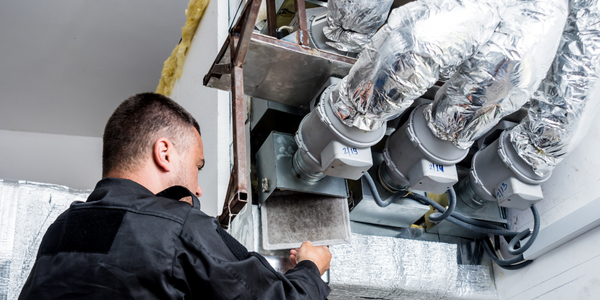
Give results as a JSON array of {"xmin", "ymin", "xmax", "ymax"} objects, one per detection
[
  {"xmin": 428, "ymin": 188, "xmax": 456, "ymax": 223},
  {"xmin": 329, "ymin": 0, "xmax": 502, "ymax": 131},
  {"xmin": 482, "ymin": 237, "xmax": 533, "ymax": 270},
  {"xmin": 408, "ymin": 192, "xmax": 541, "ymax": 243},
  {"xmin": 507, "ymin": 205, "xmax": 540, "ymax": 255},
  {"xmin": 323, "ymin": 0, "xmax": 394, "ymax": 53},
  {"xmin": 425, "ymin": 0, "xmax": 569, "ymax": 149},
  {"xmin": 509, "ymin": 0, "xmax": 600, "ymax": 176},
  {"xmin": 362, "ymin": 172, "xmax": 403, "ymax": 207},
  {"xmin": 406, "ymin": 192, "xmax": 517, "ymax": 236},
  {"xmin": 293, "ymin": 85, "xmax": 386, "ymax": 181}
]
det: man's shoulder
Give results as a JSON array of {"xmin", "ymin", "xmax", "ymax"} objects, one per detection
[
  {"xmin": 76, "ymin": 190, "xmax": 196, "ymax": 225},
  {"xmin": 180, "ymin": 207, "xmax": 220, "ymax": 234}
]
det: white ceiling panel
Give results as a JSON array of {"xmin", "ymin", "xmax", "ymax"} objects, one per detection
[{"xmin": 0, "ymin": 0, "xmax": 190, "ymax": 137}]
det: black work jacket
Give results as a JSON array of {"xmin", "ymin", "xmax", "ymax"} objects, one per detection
[{"xmin": 19, "ymin": 178, "xmax": 330, "ymax": 299}]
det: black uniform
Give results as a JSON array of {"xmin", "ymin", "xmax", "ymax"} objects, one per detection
[{"xmin": 19, "ymin": 178, "xmax": 330, "ymax": 299}]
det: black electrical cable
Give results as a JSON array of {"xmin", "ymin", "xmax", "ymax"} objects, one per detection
[
  {"xmin": 361, "ymin": 172, "xmax": 541, "ymax": 263},
  {"xmin": 437, "ymin": 214, "xmax": 520, "ymax": 237},
  {"xmin": 428, "ymin": 187, "xmax": 456, "ymax": 222},
  {"xmin": 507, "ymin": 205, "xmax": 540, "ymax": 255},
  {"xmin": 362, "ymin": 172, "xmax": 403, "ymax": 207},
  {"xmin": 408, "ymin": 192, "xmax": 519, "ymax": 236},
  {"xmin": 482, "ymin": 237, "xmax": 533, "ymax": 270},
  {"xmin": 406, "ymin": 192, "xmax": 508, "ymax": 230}
]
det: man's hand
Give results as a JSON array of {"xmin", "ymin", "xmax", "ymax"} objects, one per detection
[{"xmin": 289, "ymin": 241, "xmax": 331, "ymax": 276}]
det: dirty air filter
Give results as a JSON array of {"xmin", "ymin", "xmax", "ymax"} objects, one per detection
[{"xmin": 261, "ymin": 192, "xmax": 351, "ymax": 250}]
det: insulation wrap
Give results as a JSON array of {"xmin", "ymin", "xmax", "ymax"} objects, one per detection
[
  {"xmin": 323, "ymin": 0, "xmax": 394, "ymax": 53},
  {"xmin": 329, "ymin": 0, "xmax": 502, "ymax": 131},
  {"xmin": 0, "ymin": 180, "xmax": 90, "ymax": 300},
  {"xmin": 425, "ymin": 0, "xmax": 569, "ymax": 149},
  {"xmin": 328, "ymin": 234, "xmax": 497, "ymax": 299},
  {"xmin": 510, "ymin": 0, "xmax": 600, "ymax": 176}
]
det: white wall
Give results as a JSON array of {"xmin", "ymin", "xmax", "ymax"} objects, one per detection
[
  {"xmin": 170, "ymin": 0, "xmax": 232, "ymax": 217},
  {"xmin": 0, "ymin": 129, "xmax": 102, "ymax": 190},
  {"xmin": 0, "ymin": 0, "xmax": 190, "ymax": 137},
  {"xmin": 495, "ymin": 117, "xmax": 600, "ymax": 299},
  {"xmin": 0, "ymin": 0, "xmax": 238, "ymax": 216}
]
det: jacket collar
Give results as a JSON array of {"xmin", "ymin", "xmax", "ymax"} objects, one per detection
[{"xmin": 87, "ymin": 178, "xmax": 201, "ymax": 210}]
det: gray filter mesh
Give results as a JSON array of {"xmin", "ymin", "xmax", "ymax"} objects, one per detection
[
  {"xmin": 261, "ymin": 193, "xmax": 351, "ymax": 250},
  {"xmin": 328, "ymin": 234, "xmax": 497, "ymax": 300},
  {"xmin": 0, "ymin": 180, "xmax": 90, "ymax": 300}
]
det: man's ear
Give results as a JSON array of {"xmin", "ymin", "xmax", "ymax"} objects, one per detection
[{"xmin": 153, "ymin": 138, "xmax": 175, "ymax": 172}]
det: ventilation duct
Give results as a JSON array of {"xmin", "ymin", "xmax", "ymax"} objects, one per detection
[
  {"xmin": 425, "ymin": 0, "xmax": 568, "ymax": 149},
  {"xmin": 510, "ymin": 0, "xmax": 600, "ymax": 176},
  {"xmin": 329, "ymin": 0, "xmax": 502, "ymax": 131},
  {"xmin": 323, "ymin": 0, "xmax": 394, "ymax": 53}
]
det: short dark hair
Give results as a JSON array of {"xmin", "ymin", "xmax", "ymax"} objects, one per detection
[{"xmin": 102, "ymin": 92, "xmax": 201, "ymax": 176}]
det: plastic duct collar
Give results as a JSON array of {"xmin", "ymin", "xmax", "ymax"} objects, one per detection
[
  {"xmin": 510, "ymin": 0, "xmax": 600, "ymax": 176},
  {"xmin": 425, "ymin": 0, "xmax": 568, "ymax": 149},
  {"xmin": 323, "ymin": 0, "xmax": 394, "ymax": 53},
  {"xmin": 329, "ymin": 0, "xmax": 502, "ymax": 131}
]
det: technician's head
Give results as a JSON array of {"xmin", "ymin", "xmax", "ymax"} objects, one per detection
[{"xmin": 102, "ymin": 92, "xmax": 204, "ymax": 197}]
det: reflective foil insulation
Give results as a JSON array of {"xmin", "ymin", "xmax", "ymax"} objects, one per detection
[
  {"xmin": 323, "ymin": 0, "xmax": 394, "ymax": 53},
  {"xmin": 328, "ymin": 234, "xmax": 497, "ymax": 299},
  {"xmin": 330, "ymin": 0, "xmax": 502, "ymax": 131},
  {"xmin": 0, "ymin": 180, "xmax": 90, "ymax": 299},
  {"xmin": 510, "ymin": 0, "xmax": 600, "ymax": 176},
  {"xmin": 425, "ymin": 0, "xmax": 568, "ymax": 149}
]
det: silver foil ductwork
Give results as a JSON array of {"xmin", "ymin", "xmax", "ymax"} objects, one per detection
[
  {"xmin": 425, "ymin": 0, "xmax": 568, "ymax": 149},
  {"xmin": 329, "ymin": 0, "xmax": 502, "ymax": 131},
  {"xmin": 323, "ymin": 0, "xmax": 394, "ymax": 53},
  {"xmin": 509, "ymin": 0, "xmax": 600, "ymax": 176}
]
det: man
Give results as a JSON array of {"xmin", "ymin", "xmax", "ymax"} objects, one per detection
[{"xmin": 19, "ymin": 93, "xmax": 332, "ymax": 299}]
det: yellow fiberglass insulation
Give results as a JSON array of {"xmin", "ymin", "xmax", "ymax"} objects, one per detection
[{"xmin": 156, "ymin": 0, "xmax": 210, "ymax": 96}]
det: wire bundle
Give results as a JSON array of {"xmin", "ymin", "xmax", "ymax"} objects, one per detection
[{"xmin": 362, "ymin": 172, "xmax": 539, "ymax": 270}]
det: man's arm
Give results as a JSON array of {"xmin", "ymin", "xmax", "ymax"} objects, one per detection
[{"xmin": 173, "ymin": 212, "xmax": 331, "ymax": 300}]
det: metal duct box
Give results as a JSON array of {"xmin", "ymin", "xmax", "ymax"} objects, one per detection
[
  {"xmin": 256, "ymin": 131, "xmax": 351, "ymax": 250},
  {"xmin": 256, "ymin": 131, "xmax": 348, "ymax": 205},
  {"xmin": 261, "ymin": 192, "xmax": 351, "ymax": 250}
]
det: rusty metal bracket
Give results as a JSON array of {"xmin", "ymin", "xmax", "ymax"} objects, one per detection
[
  {"xmin": 205, "ymin": 0, "xmax": 323, "ymax": 228},
  {"xmin": 215, "ymin": 0, "xmax": 262, "ymax": 228},
  {"xmin": 294, "ymin": 0, "xmax": 309, "ymax": 46},
  {"xmin": 266, "ymin": 0, "xmax": 277, "ymax": 37}
]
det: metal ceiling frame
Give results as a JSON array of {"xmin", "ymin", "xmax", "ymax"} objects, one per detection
[{"xmin": 203, "ymin": 0, "xmax": 352, "ymax": 228}]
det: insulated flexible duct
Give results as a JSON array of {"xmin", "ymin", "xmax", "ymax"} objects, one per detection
[
  {"xmin": 510, "ymin": 0, "xmax": 600, "ymax": 176},
  {"xmin": 329, "ymin": 0, "xmax": 502, "ymax": 131},
  {"xmin": 323, "ymin": 0, "xmax": 394, "ymax": 53},
  {"xmin": 425, "ymin": 0, "xmax": 568, "ymax": 149}
]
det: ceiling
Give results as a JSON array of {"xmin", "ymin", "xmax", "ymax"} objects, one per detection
[{"xmin": 0, "ymin": 0, "xmax": 190, "ymax": 137}]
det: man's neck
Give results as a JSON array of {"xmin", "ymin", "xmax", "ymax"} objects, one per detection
[{"xmin": 104, "ymin": 167, "xmax": 165, "ymax": 195}]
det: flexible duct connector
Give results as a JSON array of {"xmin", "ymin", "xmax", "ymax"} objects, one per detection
[
  {"xmin": 323, "ymin": 0, "xmax": 394, "ymax": 53},
  {"xmin": 425, "ymin": 0, "xmax": 568, "ymax": 149},
  {"xmin": 329, "ymin": 0, "xmax": 502, "ymax": 131},
  {"xmin": 510, "ymin": 0, "xmax": 600, "ymax": 176}
]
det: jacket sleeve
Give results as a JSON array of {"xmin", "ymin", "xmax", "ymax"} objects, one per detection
[{"xmin": 171, "ymin": 211, "xmax": 331, "ymax": 300}]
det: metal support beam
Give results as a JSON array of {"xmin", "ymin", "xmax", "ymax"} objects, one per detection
[
  {"xmin": 217, "ymin": 0, "xmax": 261, "ymax": 228},
  {"xmin": 205, "ymin": 0, "xmax": 341, "ymax": 227},
  {"xmin": 294, "ymin": 0, "xmax": 309, "ymax": 46},
  {"xmin": 266, "ymin": 0, "xmax": 277, "ymax": 37},
  {"xmin": 203, "ymin": 37, "xmax": 231, "ymax": 85}
]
